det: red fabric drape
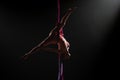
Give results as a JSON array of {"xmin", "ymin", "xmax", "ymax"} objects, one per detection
[{"xmin": 57, "ymin": 0, "xmax": 64, "ymax": 80}]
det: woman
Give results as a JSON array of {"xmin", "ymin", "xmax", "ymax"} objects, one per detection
[{"xmin": 22, "ymin": 7, "xmax": 76, "ymax": 60}]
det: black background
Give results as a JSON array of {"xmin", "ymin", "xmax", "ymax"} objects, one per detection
[{"xmin": 0, "ymin": 0, "xmax": 119, "ymax": 80}]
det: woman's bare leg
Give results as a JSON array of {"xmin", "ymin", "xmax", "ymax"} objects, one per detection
[
  {"xmin": 22, "ymin": 35, "xmax": 59, "ymax": 60},
  {"xmin": 60, "ymin": 7, "xmax": 77, "ymax": 27},
  {"xmin": 53, "ymin": 7, "xmax": 76, "ymax": 32}
]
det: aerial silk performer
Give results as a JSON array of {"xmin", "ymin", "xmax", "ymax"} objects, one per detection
[
  {"xmin": 22, "ymin": 7, "xmax": 76, "ymax": 60},
  {"xmin": 22, "ymin": 0, "xmax": 76, "ymax": 79}
]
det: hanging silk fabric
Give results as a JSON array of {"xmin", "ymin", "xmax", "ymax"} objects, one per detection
[{"xmin": 57, "ymin": 0, "xmax": 64, "ymax": 80}]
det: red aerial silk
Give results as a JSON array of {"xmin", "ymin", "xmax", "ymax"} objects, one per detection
[{"xmin": 57, "ymin": 0, "xmax": 64, "ymax": 80}]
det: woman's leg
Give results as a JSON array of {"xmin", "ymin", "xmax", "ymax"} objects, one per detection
[
  {"xmin": 60, "ymin": 7, "xmax": 76, "ymax": 27},
  {"xmin": 54, "ymin": 7, "xmax": 76, "ymax": 32},
  {"xmin": 22, "ymin": 35, "xmax": 59, "ymax": 60}
]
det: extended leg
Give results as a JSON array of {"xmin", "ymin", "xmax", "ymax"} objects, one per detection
[
  {"xmin": 54, "ymin": 7, "xmax": 77, "ymax": 32},
  {"xmin": 22, "ymin": 36, "xmax": 59, "ymax": 60},
  {"xmin": 60, "ymin": 7, "xmax": 77, "ymax": 27}
]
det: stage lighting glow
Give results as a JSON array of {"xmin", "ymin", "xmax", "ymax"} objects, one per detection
[{"xmin": 75, "ymin": 0, "xmax": 120, "ymax": 44}]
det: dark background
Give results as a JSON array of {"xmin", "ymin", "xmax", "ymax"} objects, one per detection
[{"xmin": 0, "ymin": 0, "xmax": 119, "ymax": 80}]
